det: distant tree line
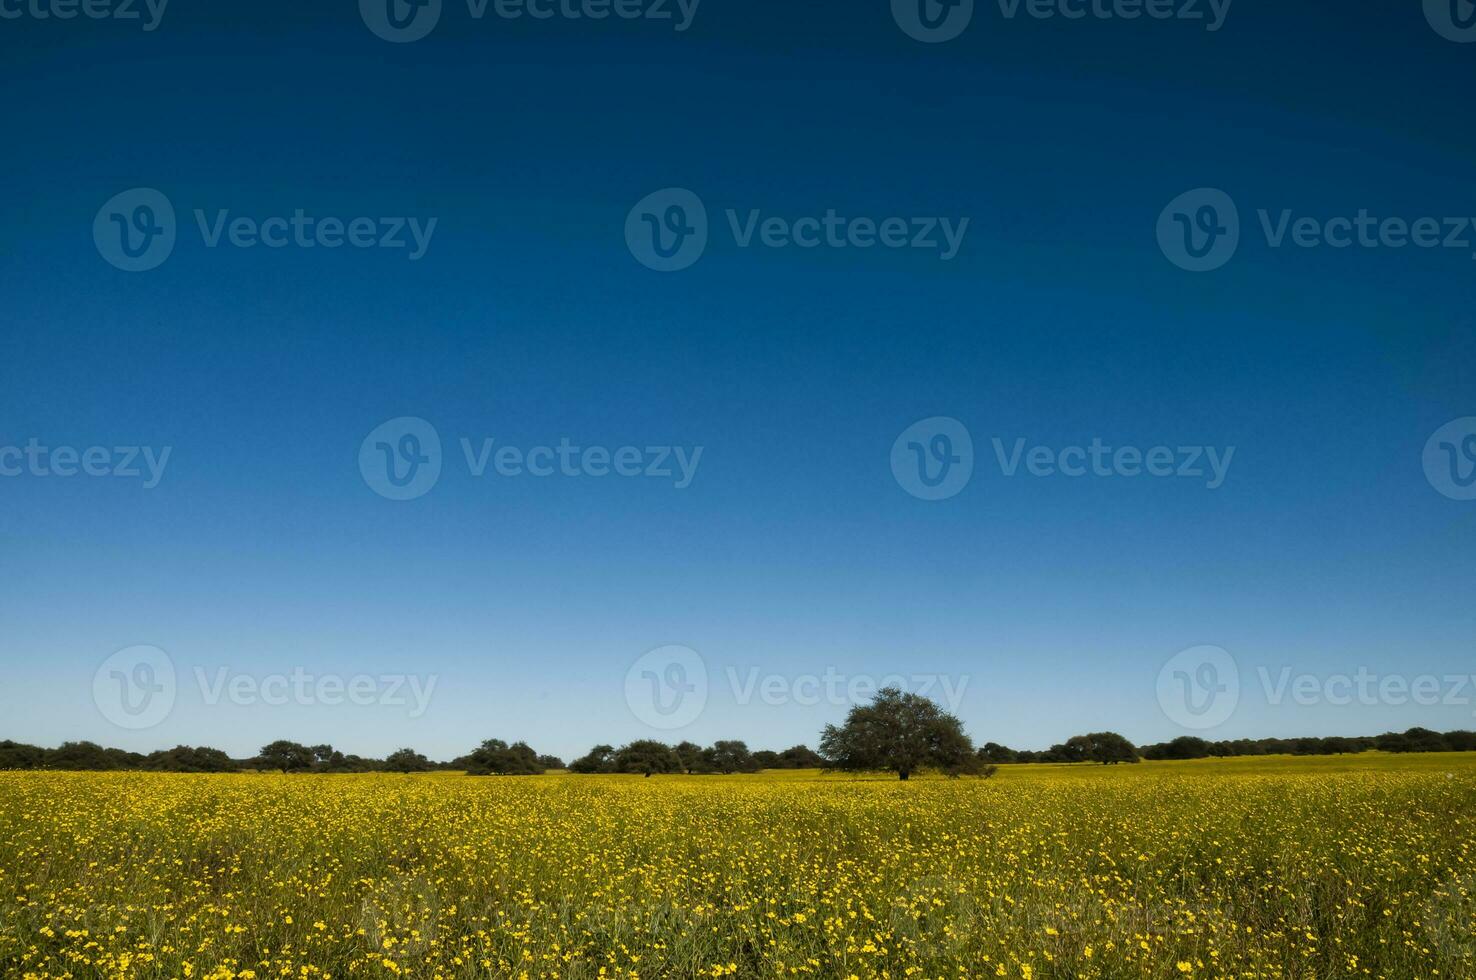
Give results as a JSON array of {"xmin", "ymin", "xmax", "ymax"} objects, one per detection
[
  {"xmin": 1134, "ymin": 727, "xmax": 1476, "ymax": 760},
  {"xmin": 0, "ymin": 739, "xmax": 566, "ymax": 774},
  {"xmin": 6, "ymin": 716, "xmax": 1475, "ymax": 775},
  {"xmin": 564, "ymin": 740, "xmax": 827, "ymax": 775},
  {"xmin": 975, "ymin": 733, "xmax": 1143, "ymax": 765},
  {"xmin": 0, "ymin": 741, "xmax": 245, "ymax": 773},
  {"xmin": 975, "ymin": 726, "xmax": 1476, "ymax": 764}
]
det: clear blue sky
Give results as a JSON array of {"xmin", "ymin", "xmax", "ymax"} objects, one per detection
[{"xmin": 1, "ymin": 1, "xmax": 1473, "ymax": 761}]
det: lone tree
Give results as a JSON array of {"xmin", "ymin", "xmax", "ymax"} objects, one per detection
[{"xmin": 819, "ymin": 687, "xmax": 979, "ymax": 780}]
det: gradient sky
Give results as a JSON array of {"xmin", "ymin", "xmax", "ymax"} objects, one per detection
[{"xmin": 1, "ymin": 1, "xmax": 1473, "ymax": 761}]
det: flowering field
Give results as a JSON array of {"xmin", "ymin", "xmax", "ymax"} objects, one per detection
[{"xmin": 2, "ymin": 755, "xmax": 1474, "ymax": 979}]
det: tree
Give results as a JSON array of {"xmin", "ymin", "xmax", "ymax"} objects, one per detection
[
  {"xmin": 46, "ymin": 741, "xmax": 132, "ymax": 770},
  {"xmin": 322, "ymin": 753, "xmax": 377, "ymax": 773},
  {"xmin": 819, "ymin": 687, "xmax": 978, "ymax": 780},
  {"xmin": 1446, "ymin": 730, "xmax": 1476, "ymax": 751},
  {"xmin": 1402, "ymin": 727, "xmax": 1450, "ymax": 752},
  {"xmin": 674, "ymin": 741, "xmax": 706, "ymax": 773},
  {"xmin": 1062, "ymin": 732, "xmax": 1140, "ymax": 764},
  {"xmin": 0, "ymin": 740, "xmax": 46, "ymax": 770},
  {"xmin": 1291, "ymin": 737, "xmax": 1325, "ymax": 756},
  {"xmin": 614, "ymin": 740, "xmax": 682, "ymax": 775},
  {"xmin": 705, "ymin": 740, "xmax": 758, "ymax": 774},
  {"xmin": 1142, "ymin": 736, "xmax": 1210, "ymax": 760},
  {"xmin": 978, "ymin": 741, "xmax": 1019, "ymax": 764},
  {"xmin": 1040, "ymin": 741, "xmax": 1077, "ymax": 763},
  {"xmin": 568, "ymin": 744, "xmax": 616, "ymax": 773},
  {"xmin": 145, "ymin": 745, "xmax": 238, "ymax": 772},
  {"xmin": 464, "ymin": 739, "xmax": 543, "ymax": 775},
  {"xmin": 778, "ymin": 744, "xmax": 825, "ymax": 769},
  {"xmin": 257, "ymin": 740, "xmax": 316, "ymax": 772},
  {"xmin": 384, "ymin": 748, "xmax": 431, "ymax": 773},
  {"xmin": 536, "ymin": 754, "xmax": 565, "ymax": 770},
  {"xmin": 1375, "ymin": 731, "xmax": 1410, "ymax": 753}
]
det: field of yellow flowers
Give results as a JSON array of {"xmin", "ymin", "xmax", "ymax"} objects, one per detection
[{"xmin": 3, "ymin": 753, "xmax": 1475, "ymax": 979}]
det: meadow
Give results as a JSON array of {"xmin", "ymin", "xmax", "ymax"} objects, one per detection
[{"xmin": 2, "ymin": 754, "xmax": 1474, "ymax": 979}]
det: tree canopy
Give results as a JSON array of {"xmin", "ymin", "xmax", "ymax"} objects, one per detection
[
  {"xmin": 819, "ymin": 687, "xmax": 981, "ymax": 780},
  {"xmin": 462, "ymin": 739, "xmax": 543, "ymax": 776}
]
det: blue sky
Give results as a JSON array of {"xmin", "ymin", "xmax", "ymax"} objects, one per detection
[{"xmin": 1, "ymin": 1, "xmax": 1473, "ymax": 760}]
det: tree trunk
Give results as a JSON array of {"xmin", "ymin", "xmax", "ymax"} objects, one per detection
[{"xmin": 898, "ymin": 769, "xmax": 910, "ymax": 781}]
